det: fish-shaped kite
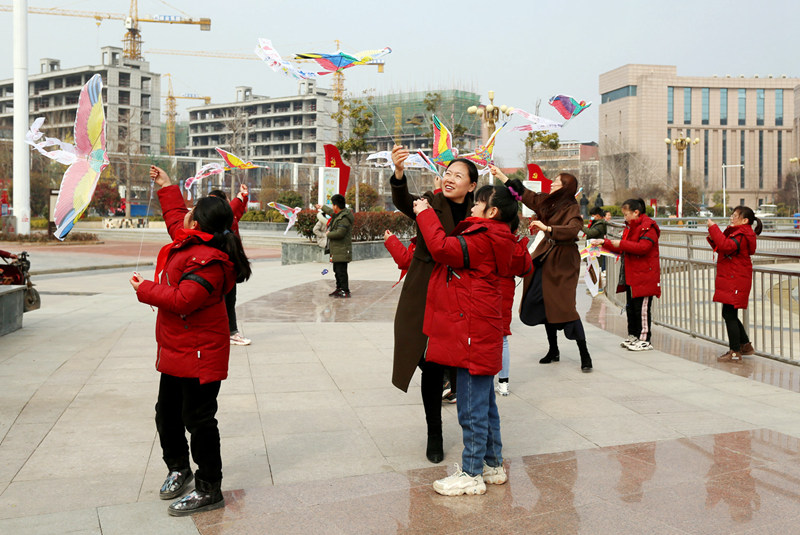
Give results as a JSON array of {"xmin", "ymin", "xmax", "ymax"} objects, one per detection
[
  {"xmin": 549, "ymin": 95, "xmax": 591, "ymax": 121},
  {"xmin": 367, "ymin": 150, "xmax": 436, "ymax": 172},
  {"xmin": 510, "ymin": 108, "xmax": 564, "ymax": 132},
  {"xmin": 215, "ymin": 147, "xmax": 263, "ymax": 170},
  {"xmin": 25, "ymin": 74, "xmax": 109, "ymax": 240},
  {"xmin": 255, "ymin": 39, "xmax": 318, "ymax": 80},
  {"xmin": 294, "ymin": 47, "xmax": 391, "ymax": 75},
  {"xmin": 268, "ymin": 202, "xmax": 302, "ymax": 235}
]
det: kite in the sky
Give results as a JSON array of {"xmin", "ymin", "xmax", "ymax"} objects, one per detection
[
  {"xmin": 431, "ymin": 115, "xmax": 458, "ymax": 167},
  {"xmin": 549, "ymin": 95, "xmax": 591, "ymax": 120},
  {"xmin": 215, "ymin": 147, "xmax": 263, "ymax": 170},
  {"xmin": 510, "ymin": 108, "xmax": 564, "ymax": 132},
  {"xmin": 184, "ymin": 163, "xmax": 224, "ymax": 199},
  {"xmin": 25, "ymin": 74, "xmax": 109, "ymax": 240},
  {"xmin": 268, "ymin": 202, "xmax": 302, "ymax": 235},
  {"xmin": 255, "ymin": 39, "xmax": 318, "ymax": 80},
  {"xmin": 366, "ymin": 150, "xmax": 436, "ymax": 173},
  {"xmin": 462, "ymin": 122, "xmax": 506, "ymax": 168},
  {"xmin": 294, "ymin": 47, "xmax": 391, "ymax": 75}
]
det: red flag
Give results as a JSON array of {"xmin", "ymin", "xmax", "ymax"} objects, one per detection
[
  {"xmin": 323, "ymin": 144, "xmax": 351, "ymax": 196},
  {"xmin": 527, "ymin": 163, "xmax": 551, "ymax": 193}
]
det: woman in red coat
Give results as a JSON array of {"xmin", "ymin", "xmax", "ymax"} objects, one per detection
[
  {"xmin": 130, "ymin": 166, "xmax": 251, "ymax": 517},
  {"xmin": 413, "ymin": 184, "xmax": 521, "ymax": 496},
  {"xmin": 706, "ymin": 206, "xmax": 762, "ymax": 361},
  {"xmin": 593, "ymin": 198, "xmax": 661, "ymax": 351}
]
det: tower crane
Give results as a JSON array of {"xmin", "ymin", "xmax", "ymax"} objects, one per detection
[
  {"xmin": 0, "ymin": 1, "xmax": 210, "ymax": 60},
  {"xmin": 162, "ymin": 73, "xmax": 210, "ymax": 156}
]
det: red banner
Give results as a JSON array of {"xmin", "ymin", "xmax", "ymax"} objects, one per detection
[
  {"xmin": 323, "ymin": 144, "xmax": 351, "ymax": 196},
  {"xmin": 526, "ymin": 163, "xmax": 551, "ymax": 193}
]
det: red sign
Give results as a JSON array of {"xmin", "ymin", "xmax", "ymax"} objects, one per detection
[
  {"xmin": 323, "ymin": 144, "xmax": 352, "ymax": 196},
  {"xmin": 526, "ymin": 163, "xmax": 551, "ymax": 193}
]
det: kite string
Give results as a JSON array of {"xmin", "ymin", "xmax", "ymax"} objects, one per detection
[{"xmin": 134, "ymin": 178, "xmax": 156, "ymax": 274}]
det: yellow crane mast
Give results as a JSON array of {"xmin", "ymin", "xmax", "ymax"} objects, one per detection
[{"xmin": 162, "ymin": 73, "xmax": 210, "ymax": 156}]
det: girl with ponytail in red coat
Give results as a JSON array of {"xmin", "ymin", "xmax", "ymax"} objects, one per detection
[{"xmin": 706, "ymin": 206, "xmax": 762, "ymax": 362}]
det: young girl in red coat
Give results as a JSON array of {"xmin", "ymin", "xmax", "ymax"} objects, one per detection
[
  {"xmin": 130, "ymin": 166, "xmax": 251, "ymax": 516},
  {"xmin": 592, "ymin": 198, "xmax": 660, "ymax": 351},
  {"xmin": 706, "ymin": 206, "xmax": 762, "ymax": 361},
  {"xmin": 412, "ymin": 184, "xmax": 521, "ymax": 496}
]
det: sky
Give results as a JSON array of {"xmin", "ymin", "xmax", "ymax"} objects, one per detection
[{"xmin": 2, "ymin": 0, "xmax": 800, "ymax": 166}]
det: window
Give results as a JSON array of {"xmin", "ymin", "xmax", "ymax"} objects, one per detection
[
  {"xmin": 720, "ymin": 88, "xmax": 728, "ymax": 125},
  {"xmin": 119, "ymin": 72, "xmax": 131, "ymax": 88},
  {"xmin": 758, "ymin": 131, "xmax": 763, "ymax": 188},
  {"xmin": 686, "ymin": 129, "xmax": 692, "ymax": 173},
  {"xmin": 778, "ymin": 131, "xmax": 783, "ymax": 188},
  {"xmin": 740, "ymin": 131, "xmax": 745, "ymax": 188},
  {"xmin": 702, "ymin": 88, "xmax": 709, "ymax": 125},
  {"xmin": 601, "ymin": 85, "xmax": 637, "ymax": 104},
  {"xmin": 722, "ymin": 130, "xmax": 727, "ymax": 164},
  {"xmin": 756, "ymin": 89, "xmax": 764, "ymax": 126},
  {"xmin": 704, "ymin": 130, "xmax": 709, "ymax": 187},
  {"xmin": 684, "ymin": 88, "xmax": 692, "ymax": 124},
  {"xmin": 667, "ymin": 128, "xmax": 672, "ymax": 174},
  {"xmin": 776, "ymin": 89, "xmax": 784, "ymax": 126},
  {"xmin": 119, "ymin": 90, "xmax": 130, "ymax": 105},
  {"xmin": 738, "ymin": 89, "xmax": 746, "ymax": 126},
  {"xmin": 667, "ymin": 87, "xmax": 674, "ymax": 124}
]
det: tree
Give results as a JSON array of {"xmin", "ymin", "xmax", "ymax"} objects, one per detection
[
  {"xmin": 333, "ymin": 93, "xmax": 375, "ymax": 212},
  {"xmin": 452, "ymin": 123, "xmax": 468, "ymax": 153},
  {"xmin": 423, "ymin": 92, "xmax": 442, "ymax": 147},
  {"xmin": 221, "ymin": 108, "xmax": 252, "ymax": 198},
  {"xmin": 276, "ymin": 189, "xmax": 303, "ymax": 209},
  {"xmin": 525, "ymin": 131, "xmax": 561, "ymax": 178},
  {"xmin": 90, "ymin": 179, "xmax": 122, "ymax": 215},
  {"xmin": 776, "ymin": 170, "xmax": 800, "ymax": 213},
  {"xmin": 345, "ymin": 183, "xmax": 379, "ymax": 211}
]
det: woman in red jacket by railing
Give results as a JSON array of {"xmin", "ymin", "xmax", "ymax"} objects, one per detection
[{"xmin": 706, "ymin": 206, "xmax": 762, "ymax": 362}]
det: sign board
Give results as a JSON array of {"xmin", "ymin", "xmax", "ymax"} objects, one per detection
[
  {"xmin": 521, "ymin": 181, "xmax": 541, "ymax": 218},
  {"xmin": 318, "ymin": 167, "xmax": 340, "ymax": 206}
]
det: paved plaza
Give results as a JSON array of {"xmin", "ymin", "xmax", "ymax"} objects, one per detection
[{"xmin": 3, "ymin": 237, "xmax": 800, "ymax": 534}]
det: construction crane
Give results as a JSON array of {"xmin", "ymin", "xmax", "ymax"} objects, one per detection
[
  {"xmin": 162, "ymin": 73, "xmax": 210, "ymax": 155},
  {"xmin": 0, "ymin": 1, "xmax": 210, "ymax": 60}
]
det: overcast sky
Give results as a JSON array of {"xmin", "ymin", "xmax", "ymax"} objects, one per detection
[{"xmin": 2, "ymin": 0, "xmax": 799, "ymax": 165}]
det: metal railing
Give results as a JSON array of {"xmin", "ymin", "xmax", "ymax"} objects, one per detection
[{"xmin": 602, "ymin": 226, "xmax": 800, "ymax": 363}]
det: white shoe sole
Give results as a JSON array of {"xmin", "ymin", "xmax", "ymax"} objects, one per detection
[{"xmin": 433, "ymin": 483, "xmax": 487, "ymax": 496}]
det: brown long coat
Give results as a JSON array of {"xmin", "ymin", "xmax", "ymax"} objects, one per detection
[
  {"xmin": 390, "ymin": 176, "xmax": 472, "ymax": 392},
  {"xmin": 514, "ymin": 180, "xmax": 583, "ymax": 324}
]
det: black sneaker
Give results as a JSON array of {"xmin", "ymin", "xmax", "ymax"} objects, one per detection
[
  {"xmin": 168, "ymin": 479, "xmax": 224, "ymax": 516},
  {"xmin": 333, "ymin": 289, "xmax": 351, "ymax": 298},
  {"xmin": 328, "ymin": 288, "xmax": 341, "ymax": 297},
  {"xmin": 159, "ymin": 469, "xmax": 193, "ymax": 500}
]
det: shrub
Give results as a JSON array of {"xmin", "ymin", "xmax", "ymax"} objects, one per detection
[
  {"xmin": 293, "ymin": 210, "xmax": 415, "ymax": 242},
  {"xmin": 0, "ymin": 231, "xmax": 99, "ymax": 242}
]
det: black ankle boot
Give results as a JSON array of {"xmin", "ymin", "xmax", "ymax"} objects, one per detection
[
  {"xmin": 577, "ymin": 339, "xmax": 593, "ymax": 372},
  {"xmin": 539, "ymin": 347, "xmax": 560, "ymax": 364},
  {"xmin": 167, "ymin": 478, "xmax": 224, "ymax": 516},
  {"xmin": 159, "ymin": 468, "xmax": 193, "ymax": 500},
  {"xmin": 426, "ymin": 424, "xmax": 444, "ymax": 463}
]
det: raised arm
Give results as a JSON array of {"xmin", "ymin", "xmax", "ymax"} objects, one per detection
[{"xmin": 707, "ymin": 224, "xmax": 741, "ymax": 256}]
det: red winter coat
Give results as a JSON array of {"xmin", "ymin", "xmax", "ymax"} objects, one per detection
[
  {"xmin": 603, "ymin": 214, "xmax": 661, "ymax": 298},
  {"xmin": 707, "ymin": 223, "xmax": 757, "ymax": 309},
  {"xmin": 136, "ymin": 185, "xmax": 235, "ymax": 384},
  {"xmin": 417, "ymin": 210, "xmax": 517, "ymax": 376},
  {"xmin": 229, "ymin": 193, "xmax": 248, "ymax": 236},
  {"xmin": 500, "ymin": 236, "xmax": 533, "ymax": 336},
  {"xmin": 384, "ymin": 235, "xmax": 416, "ymax": 285}
]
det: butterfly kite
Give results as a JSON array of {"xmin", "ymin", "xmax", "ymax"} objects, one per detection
[
  {"xmin": 215, "ymin": 147, "xmax": 264, "ymax": 170},
  {"xmin": 510, "ymin": 108, "xmax": 564, "ymax": 132},
  {"xmin": 268, "ymin": 202, "xmax": 302, "ymax": 235},
  {"xmin": 184, "ymin": 163, "xmax": 225, "ymax": 199},
  {"xmin": 25, "ymin": 74, "xmax": 109, "ymax": 240},
  {"xmin": 294, "ymin": 47, "xmax": 391, "ymax": 75},
  {"xmin": 254, "ymin": 39, "xmax": 318, "ymax": 80},
  {"xmin": 549, "ymin": 95, "xmax": 592, "ymax": 121},
  {"xmin": 461, "ymin": 122, "xmax": 506, "ymax": 167}
]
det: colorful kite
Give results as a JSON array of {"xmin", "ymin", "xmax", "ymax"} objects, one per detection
[
  {"xmin": 254, "ymin": 39, "xmax": 318, "ymax": 80},
  {"xmin": 215, "ymin": 147, "xmax": 262, "ymax": 170},
  {"xmin": 268, "ymin": 202, "xmax": 302, "ymax": 235},
  {"xmin": 431, "ymin": 115, "xmax": 458, "ymax": 167},
  {"xmin": 510, "ymin": 108, "xmax": 564, "ymax": 132},
  {"xmin": 294, "ymin": 47, "xmax": 391, "ymax": 75},
  {"xmin": 549, "ymin": 95, "xmax": 591, "ymax": 120},
  {"xmin": 184, "ymin": 163, "xmax": 225, "ymax": 199},
  {"xmin": 579, "ymin": 244, "xmax": 617, "ymax": 297},
  {"xmin": 25, "ymin": 74, "xmax": 109, "ymax": 240},
  {"xmin": 579, "ymin": 244, "xmax": 619, "ymax": 262},
  {"xmin": 366, "ymin": 150, "xmax": 436, "ymax": 173},
  {"xmin": 462, "ymin": 122, "xmax": 506, "ymax": 167}
]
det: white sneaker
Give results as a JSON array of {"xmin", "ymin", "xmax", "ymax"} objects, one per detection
[
  {"xmin": 230, "ymin": 333, "xmax": 251, "ymax": 346},
  {"xmin": 433, "ymin": 464, "xmax": 486, "ymax": 496},
  {"xmin": 495, "ymin": 382, "xmax": 509, "ymax": 396},
  {"xmin": 482, "ymin": 462, "xmax": 507, "ymax": 485},
  {"xmin": 620, "ymin": 334, "xmax": 637, "ymax": 348},
  {"xmin": 628, "ymin": 340, "xmax": 653, "ymax": 351}
]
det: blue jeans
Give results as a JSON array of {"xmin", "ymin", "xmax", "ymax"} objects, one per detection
[
  {"xmin": 456, "ymin": 368, "xmax": 502, "ymax": 476},
  {"xmin": 499, "ymin": 336, "xmax": 510, "ymax": 380}
]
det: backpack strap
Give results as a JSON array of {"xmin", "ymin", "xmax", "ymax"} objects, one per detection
[{"xmin": 179, "ymin": 266, "xmax": 215, "ymax": 294}]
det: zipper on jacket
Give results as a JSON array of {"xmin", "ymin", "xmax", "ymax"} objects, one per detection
[{"xmin": 197, "ymin": 350, "xmax": 201, "ymax": 359}]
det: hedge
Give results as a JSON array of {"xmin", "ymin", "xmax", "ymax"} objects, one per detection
[{"xmin": 294, "ymin": 210, "xmax": 416, "ymax": 242}]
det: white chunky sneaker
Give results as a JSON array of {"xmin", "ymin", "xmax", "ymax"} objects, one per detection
[
  {"xmin": 482, "ymin": 462, "xmax": 508, "ymax": 485},
  {"xmin": 620, "ymin": 334, "xmax": 637, "ymax": 348},
  {"xmin": 628, "ymin": 340, "xmax": 654, "ymax": 351},
  {"xmin": 230, "ymin": 333, "xmax": 251, "ymax": 346},
  {"xmin": 496, "ymin": 382, "xmax": 509, "ymax": 396},
  {"xmin": 433, "ymin": 464, "xmax": 486, "ymax": 496}
]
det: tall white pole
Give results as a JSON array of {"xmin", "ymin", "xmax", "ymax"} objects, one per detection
[
  {"xmin": 722, "ymin": 165, "xmax": 727, "ymax": 217},
  {"xmin": 12, "ymin": 0, "xmax": 30, "ymax": 235},
  {"xmin": 678, "ymin": 164, "xmax": 683, "ymax": 219}
]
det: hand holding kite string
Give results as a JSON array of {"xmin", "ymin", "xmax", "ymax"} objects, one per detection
[
  {"xmin": 391, "ymin": 145, "xmax": 409, "ymax": 178},
  {"xmin": 268, "ymin": 202, "xmax": 302, "ymax": 235},
  {"xmin": 150, "ymin": 166, "xmax": 172, "ymax": 188}
]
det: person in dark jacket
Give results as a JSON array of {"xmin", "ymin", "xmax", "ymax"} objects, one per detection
[
  {"xmin": 390, "ymin": 145, "xmax": 476, "ymax": 464},
  {"xmin": 130, "ymin": 166, "xmax": 251, "ymax": 517},
  {"xmin": 706, "ymin": 206, "xmax": 762, "ymax": 361},
  {"xmin": 593, "ymin": 198, "xmax": 661, "ymax": 352},
  {"xmin": 317, "ymin": 194, "xmax": 354, "ymax": 298},
  {"xmin": 583, "ymin": 206, "xmax": 609, "ymax": 271}
]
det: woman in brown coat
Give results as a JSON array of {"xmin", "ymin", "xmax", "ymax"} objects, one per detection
[
  {"xmin": 390, "ymin": 145, "xmax": 476, "ymax": 464},
  {"xmin": 491, "ymin": 166, "xmax": 592, "ymax": 372}
]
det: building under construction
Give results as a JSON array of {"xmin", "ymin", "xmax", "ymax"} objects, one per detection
[
  {"xmin": 0, "ymin": 46, "xmax": 161, "ymax": 155},
  {"xmin": 365, "ymin": 89, "xmax": 482, "ymax": 153}
]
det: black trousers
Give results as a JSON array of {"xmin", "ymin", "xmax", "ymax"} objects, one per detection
[
  {"xmin": 225, "ymin": 283, "xmax": 237, "ymax": 335},
  {"xmin": 626, "ymin": 287, "xmax": 653, "ymax": 342},
  {"xmin": 418, "ymin": 356, "xmax": 445, "ymax": 435},
  {"xmin": 155, "ymin": 373, "xmax": 222, "ymax": 484},
  {"xmin": 722, "ymin": 304, "xmax": 749, "ymax": 351},
  {"xmin": 333, "ymin": 262, "xmax": 349, "ymax": 292}
]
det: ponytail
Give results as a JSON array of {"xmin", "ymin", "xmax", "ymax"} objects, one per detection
[
  {"xmin": 193, "ymin": 195, "xmax": 252, "ymax": 282},
  {"xmin": 215, "ymin": 231, "xmax": 252, "ymax": 283},
  {"xmin": 734, "ymin": 206, "xmax": 763, "ymax": 236}
]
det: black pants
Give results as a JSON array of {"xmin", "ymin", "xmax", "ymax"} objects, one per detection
[
  {"xmin": 225, "ymin": 284, "xmax": 237, "ymax": 335},
  {"xmin": 626, "ymin": 287, "xmax": 653, "ymax": 341},
  {"xmin": 333, "ymin": 262, "xmax": 349, "ymax": 292},
  {"xmin": 722, "ymin": 304, "xmax": 749, "ymax": 351},
  {"xmin": 418, "ymin": 356, "xmax": 445, "ymax": 435},
  {"xmin": 155, "ymin": 373, "xmax": 222, "ymax": 484}
]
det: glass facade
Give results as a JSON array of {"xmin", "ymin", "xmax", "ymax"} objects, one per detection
[
  {"xmin": 738, "ymin": 89, "xmax": 746, "ymax": 126},
  {"xmin": 776, "ymin": 89, "xmax": 784, "ymax": 126},
  {"xmin": 720, "ymin": 88, "xmax": 728, "ymax": 125},
  {"xmin": 667, "ymin": 87, "xmax": 673, "ymax": 124},
  {"xmin": 756, "ymin": 89, "xmax": 764, "ymax": 126},
  {"xmin": 601, "ymin": 85, "xmax": 637, "ymax": 104},
  {"xmin": 740, "ymin": 131, "xmax": 745, "ymax": 188},
  {"xmin": 704, "ymin": 130, "xmax": 709, "ymax": 188},
  {"xmin": 701, "ymin": 88, "xmax": 709, "ymax": 125},
  {"xmin": 778, "ymin": 131, "xmax": 783, "ymax": 188},
  {"xmin": 722, "ymin": 130, "xmax": 727, "ymax": 164},
  {"xmin": 684, "ymin": 88, "xmax": 692, "ymax": 124}
]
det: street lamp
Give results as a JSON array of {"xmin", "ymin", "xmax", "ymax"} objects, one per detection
[
  {"xmin": 467, "ymin": 90, "xmax": 514, "ymax": 139},
  {"xmin": 721, "ymin": 164, "xmax": 744, "ymax": 217},
  {"xmin": 665, "ymin": 131, "xmax": 699, "ymax": 218}
]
